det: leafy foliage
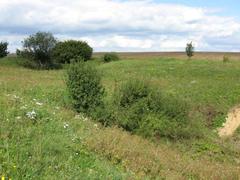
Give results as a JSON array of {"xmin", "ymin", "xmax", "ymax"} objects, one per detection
[
  {"xmin": 223, "ymin": 55, "xmax": 230, "ymax": 63},
  {"xmin": 18, "ymin": 32, "xmax": 58, "ymax": 69},
  {"xmin": 66, "ymin": 60, "xmax": 104, "ymax": 113},
  {"xmin": 0, "ymin": 42, "xmax": 9, "ymax": 58},
  {"xmin": 52, "ymin": 40, "xmax": 93, "ymax": 63},
  {"xmin": 186, "ymin": 42, "xmax": 194, "ymax": 59},
  {"xmin": 103, "ymin": 52, "xmax": 120, "ymax": 62},
  {"xmin": 95, "ymin": 79, "xmax": 204, "ymax": 139}
]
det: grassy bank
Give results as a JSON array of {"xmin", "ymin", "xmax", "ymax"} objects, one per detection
[{"xmin": 0, "ymin": 56, "xmax": 240, "ymax": 179}]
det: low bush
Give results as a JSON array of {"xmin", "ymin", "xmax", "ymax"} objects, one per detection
[
  {"xmin": 0, "ymin": 42, "xmax": 9, "ymax": 58},
  {"xmin": 95, "ymin": 79, "xmax": 204, "ymax": 140},
  {"xmin": 116, "ymin": 79, "xmax": 150, "ymax": 107},
  {"xmin": 18, "ymin": 58, "xmax": 62, "ymax": 70},
  {"xmin": 223, "ymin": 55, "xmax": 230, "ymax": 63},
  {"xmin": 103, "ymin": 52, "xmax": 120, "ymax": 62},
  {"xmin": 66, "ymin": 59, "xmax": 104, "ymax": 113},
  {"xmin": 52, "ymin": 40, "xmax": 93, "ymax": 63}
]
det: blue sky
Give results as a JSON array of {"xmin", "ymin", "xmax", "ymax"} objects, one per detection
[
  {"xmin": 155, "ymin": 0, "xmax": 239, "ymax": 16},
  {"xmin": 0, "ymin": 0, "xmax": 239, "ymax": 52}
]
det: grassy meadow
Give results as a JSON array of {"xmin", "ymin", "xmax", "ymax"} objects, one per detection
[{"xmin": 1, "ymin": 54, "xmax": 240, "ymax": 179}]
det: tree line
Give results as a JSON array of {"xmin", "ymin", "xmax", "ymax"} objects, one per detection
[{"xmin": 0, "ymin": 32, "xmax": 195, "ymax": 68}]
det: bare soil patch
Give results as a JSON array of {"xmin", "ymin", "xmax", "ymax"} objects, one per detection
[{"xmin": 218, "ymin": 106, "xmax": 240, "ymax": 137}]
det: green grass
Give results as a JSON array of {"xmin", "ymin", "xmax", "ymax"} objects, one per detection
[
  {"xmin": 0, "ymin": 56, "xmax": 240, "ymax": 179},
  {"xmin": 97, "ymin": 58, "xmax": 240, "ymax": 128},
  {"xmin": 0, "ymin": 57, "xmax": 132, "ymax": 179}
]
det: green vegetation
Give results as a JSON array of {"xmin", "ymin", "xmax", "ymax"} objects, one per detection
[
  {"xmin": 0, "ymin": 42, "xmax": 9, "ymax": 58},
  {"xmin": 93, "ymin": 78, "xmax": 203, "ymax": 139},
  {"xmin": 186, "ymin": 41, "xmax": 194, "ymax": 59},
  {"xmin": 0, "ymin": 55, "xmax": 240, "ymax": 179},
  {"xmin": 17, "ymin": 32, "xmax": 58, "ymax": 69},
  {"xmin": 66, "ymin": 60, "xmax": 104, "ymax": 113},
  {"xmin": 103, "ymin": 52, "xmax": 120, "ymax": 62},
  {"xmin": 52, "ymin": 40, "xmax": 93, "ymax": 63},
  {"xmin": 223, "ymin": 55, "xmax": 230, "ymax": 63}
]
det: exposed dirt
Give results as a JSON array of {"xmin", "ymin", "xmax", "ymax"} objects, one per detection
[{"xmin": 218, "ymin": 106, "xmax": 240, "ymax": 137}]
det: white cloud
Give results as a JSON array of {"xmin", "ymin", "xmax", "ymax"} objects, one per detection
[{"xmin": 0, "ymin": 0, "xmax": 239, "ymax": 52}]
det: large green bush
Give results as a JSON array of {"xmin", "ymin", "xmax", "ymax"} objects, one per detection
[
  {"xmin": 103, "ymin": 52, "xmax": 120, "ymax": 62},
  {"xmin": 0, "ymin": 42, "xmax": 9, "ymax": 58},
  {"xmin": 18, "ymin": 32, "xmax": 58, "ymax": 69},
  {"xmin": 66, "ymin": 59, "xmax": 104, "ymax": 113},
  {"xmin": 52, "ymin": 40, "xmax": 93, "ymax": 63},
  {"xmin": 95, "ymin": 79, "xmax": 204, "ymax": 139}
]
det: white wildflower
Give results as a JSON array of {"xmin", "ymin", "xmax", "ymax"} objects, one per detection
[
  {"xmin": 26, "ymin": 110, "xmax": 37, "ymax": 120},
  {"xmin": 16, "ymin": 116, "xmax": 21, "ymax": 120},
  {"xmin": 64, "ymin": 122, "xmax": 69, "ymax": 129},
  {"xmin": 94, "ymin": 124, "xmax": 98, "ymax": 128},
  {"xmin": 36, "ymin": 102, "xmax": 43, "ymax": 106}
]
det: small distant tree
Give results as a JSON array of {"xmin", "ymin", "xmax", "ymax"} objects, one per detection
[
  {"xmin": 0, "ymin": 42, "xmax": 9, "ymax": 58},
  {"xmin": 20, "ymin": 32, "xmax": 57, "ymax": 69},
  {"xmin": 103, "ymin": 52, "xmax": 120, "ymax": 63},
  {"xmin": 185, "ymin": 42, "xmax": 194, "ymax": 59}
]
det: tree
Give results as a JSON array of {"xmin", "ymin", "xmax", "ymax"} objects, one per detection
[
  {"xmin": 52, "ymin": 40, "xmax": 93, "ymax": 63},
  {"xmin": 0, "ymin": 42, "xmax": 9, "ymax": 58},
  {"xmin": 20, "ymin": 32, "xmax": 57, "ymax": 68},
  {"xmin": 185, "ymin": 41, "xmax": 194, "ymax": 59}
]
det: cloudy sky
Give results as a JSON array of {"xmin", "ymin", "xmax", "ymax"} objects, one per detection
[{"xmin": 0, "ymin": 0, "xmax": 240, "ymax": 52}]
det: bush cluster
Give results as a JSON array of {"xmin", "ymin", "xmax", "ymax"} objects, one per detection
[
  {"xmin": 52, "ymin": 40, "xmax": 93, "ymax": 63},
  {"xmin": 66, "ymin": 59, "xmax": 104, "ymax": 113},
  {"xmin": 0, "ymin": 42, "xmax": 9, "ymax": 58},
  {"xmin": 92, "ymin": 79, "xmax": 204, "ymax": 140},
  {"xmin": 103, "ymin": 52, "xmax": 120, "ymax": 62},
  {"xmin": 66, "ymin": 71, "xmax": 204, "ymax": 139},
  {"xmin": 116, "ymin": 80, "xmax": 203, "ymax": 139},
  {"xmin": 17, "ymin": 32, "xmax": 58, "ymax": 69},
  {"xmin": 16, "ymin": 32, "xmax": 93, "ymax": 69}
]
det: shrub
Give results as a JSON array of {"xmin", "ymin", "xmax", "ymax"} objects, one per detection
[
  {"xmin": 18, "ymin": 32, "xmax": 58, "ymax": 69},
  {"xmin": 0, "ymin": 42, "xmax": 9, "ymax": 58},
  {"xmin": 116, "ymin": 79, "xmax": 150, "ymax": 107},
  {"xmin": 103, "ymin": 52, "xmax": 120, "ymax": 62},
  {"xmin": 223, "ymin": 55, "xmax": 230, "ymax": 63},
  {"xmin": 109, "ymin": 79, "xmax": 203, "ymax": 139},
  {"xmin": 52, "ymin": 40, "xmax": 93, "ymax": 63},
  {"xmin": 66, "ymin": 59, "xmax": 104, "ymax": 113},
  {"xmin": 186, "ymin": 41, "xmax": 194, "ymax": 59}
]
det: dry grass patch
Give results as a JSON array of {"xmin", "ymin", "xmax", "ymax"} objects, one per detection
[{"xmin": 83, "ymin": 123, "xmax": 240, "ymax": 179}]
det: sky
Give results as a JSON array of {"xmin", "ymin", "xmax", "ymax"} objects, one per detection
[{"xmin": 0, "ymin": 0, "xmax": 240, "ymax": 52}]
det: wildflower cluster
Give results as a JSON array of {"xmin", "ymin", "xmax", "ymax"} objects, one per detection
[
  {"xmin": 64, "ymin": 122, "xmax": 69, "ymax": 129},
  {"xmin": 26, "ymin": 110, "xmax": 37, "ymax": 120}
]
